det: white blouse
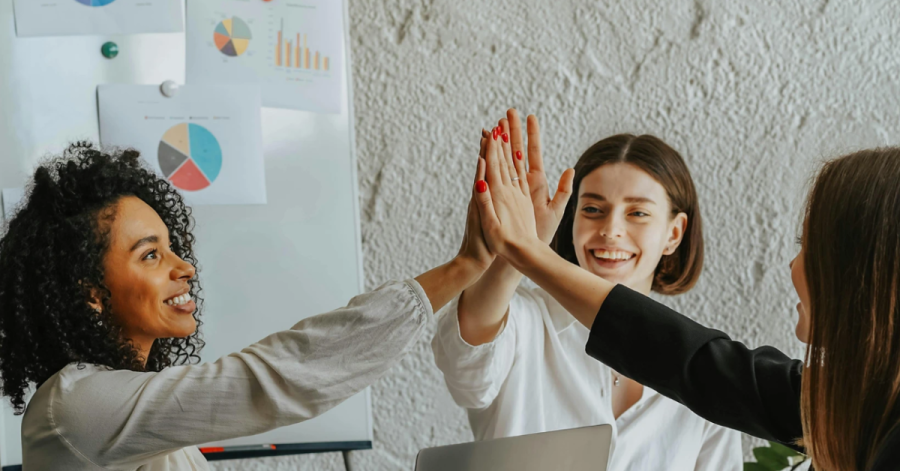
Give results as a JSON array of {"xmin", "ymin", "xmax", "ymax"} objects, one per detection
[
  {"xmin": 21, "ymin": 280, "xmax": 433, "ymax": 470},
  {"xmin": 431, "ymin": 286, "xmax": 743, "ymax": 471}
]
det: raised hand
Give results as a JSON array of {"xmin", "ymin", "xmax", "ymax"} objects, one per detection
[
  {"xmin": 499, "ymin": 110, "xmax": 575, "ymax": 243},
  {"xmin": 413, "ymin": 134, "xmax": 496, "ymax": 312},
  {"xmin": 456, "ymin": 134, "xmax": 495, "ymax": 271},
  {"xmin": 474, "ymin": 127, "xmax": 542, "ymax": 259}
]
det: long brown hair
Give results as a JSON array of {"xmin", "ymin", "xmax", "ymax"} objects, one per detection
[
  {"xmin": 802, "ymin": 148, "xmax": 900, "ymax": 470},
  {"xmin": 551, "ymin": 134, "xmax": 703, "ymax": 294}
]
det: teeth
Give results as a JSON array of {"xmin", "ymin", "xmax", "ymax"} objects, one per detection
[
  {"xmin": 166, "ymin": 294, "xmax": 191, "ymax": 306},
  {"xmin": 592, "ymin": 250, "xmax": 633, "ymax": 261}
]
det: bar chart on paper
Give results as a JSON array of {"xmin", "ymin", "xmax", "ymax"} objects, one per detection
[{"xmin": 274, "ymin": 19, "xmax": 330, "ymax": 71}]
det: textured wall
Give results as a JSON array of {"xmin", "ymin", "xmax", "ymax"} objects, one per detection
[{"xmin": 212, "ymin": 0, "xmax": 900, "ymax": 469}]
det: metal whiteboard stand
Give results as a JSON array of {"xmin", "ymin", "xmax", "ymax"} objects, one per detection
[{"xmin": 342, "ymin": 450, "xmax": 354, "ymax": 471}]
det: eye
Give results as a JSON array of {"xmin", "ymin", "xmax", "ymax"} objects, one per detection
[
  {"xmin": 630, "ymin": 211, "xmax": 649, "ymax": 217},
  {"xmin": 582, "ymin": 206, "xmax": 601, "ymax": 214},
  {"xmin": 795, "ymin": 236, "xmax": 803, "ymax": 245},
  {"xmin": 142, "ymin": 249, "xmax": 159, "ymax": 261}
]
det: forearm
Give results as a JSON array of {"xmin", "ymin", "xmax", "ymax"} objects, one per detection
[
  {"xmin": 504, "ymin": 240, "xmax": 615, "ymax": 329},
  {"xmin": 457, "ymin": 258, "xmax": 523, "ymax": 345},
  {"xmin": 415, "ymin": 257, "xmax": 487, "ymax": 313}
]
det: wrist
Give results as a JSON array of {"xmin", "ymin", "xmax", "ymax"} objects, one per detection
[
  {"xmin": 449, "ymin": 255, "xmax": 490, "ymax": 288},
  {"xmin": 503, "ymin": 236, "xmax": 552, "ymax": 275}
]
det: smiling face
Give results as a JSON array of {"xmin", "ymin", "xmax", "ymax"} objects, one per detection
[
  {"xmin": 572, "ymin": 163, "xmax": 688, "ymax": 294},
  {"xmin": 97, "ymin": 196, "xmax": 198, "ymax": 358}
]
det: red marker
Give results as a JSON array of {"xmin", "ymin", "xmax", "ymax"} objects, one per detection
[{"xmin": 200, "ymin": 444, "xmax": 277, "ymax": 454}]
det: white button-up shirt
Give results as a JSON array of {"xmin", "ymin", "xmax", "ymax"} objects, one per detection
[
  {"xmin": 432, "ymin": 286, "xmax": 742, "ymax": 471},
  {"xmin": 22, "ymin": 280, "xmax": 433, "ymax": 470}
]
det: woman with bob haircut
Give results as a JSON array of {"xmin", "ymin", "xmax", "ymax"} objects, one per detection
[
  {"xmin": 471, "ymin": 124, "xmax": 900, "ymax": 470},
  {"xmin": 433, "ymin": 110, "xmax": 741, "ymax": 470}
]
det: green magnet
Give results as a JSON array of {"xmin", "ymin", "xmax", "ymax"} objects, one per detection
[{"xmin": 101, "ymin": 42, "xmax": 119, "ymax": 59}]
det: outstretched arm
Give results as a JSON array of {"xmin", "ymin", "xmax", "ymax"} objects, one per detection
[
  {"xmin": 457, "ymin": 110, "xmax": 573, "ymax": 345},
  {"xmin": 30, "ymin": 153, "xmax": 498, "ymax": 469}
]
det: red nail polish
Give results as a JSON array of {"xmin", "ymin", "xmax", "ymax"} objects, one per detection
[
  {"xmin": 502, "ymin": 133, "xmax": 509, "ymax": 143},
  {"xmin": 492, "ymin": 127, "xmax": 500, "ymax": 140},
  {"xmin": 515, "ymin": 150, "xmax": 523, "ymax": 160},
  {"xmin": 476, "ymin": 180, "xmax": 487, "ymax": 193}
]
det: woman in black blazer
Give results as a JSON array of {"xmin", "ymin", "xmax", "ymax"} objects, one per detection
[{"xmin": 470, "ymin": 130, "xmax": 900, "ymax": 470}]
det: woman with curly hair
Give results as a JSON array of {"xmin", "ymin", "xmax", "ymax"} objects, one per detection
[{"xmin": 0, "ymin": 142, "xmax": 494, "ymax": 470}]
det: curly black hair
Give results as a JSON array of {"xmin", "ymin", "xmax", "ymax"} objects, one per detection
[{"xmin": 0, "ymin": 142, "xmax": 204, "ymax": 413}]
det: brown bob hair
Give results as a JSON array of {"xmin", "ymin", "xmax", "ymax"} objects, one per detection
[
  {"xmin": 801, "ymin": 148, "xmax": 900, "ymax": 471},
  {"xmin": 551, "ymin": 134, "xmax": 703, "ymax": 295}
]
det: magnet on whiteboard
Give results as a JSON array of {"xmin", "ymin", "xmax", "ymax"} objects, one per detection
[{"xmin": 160, "ymin": 80, "xmax": 180, "ymax": 98}]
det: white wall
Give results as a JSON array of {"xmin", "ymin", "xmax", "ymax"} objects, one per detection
[{"xmin": 213, "ymin": 0, "xmax": 900, "ymax": 468}]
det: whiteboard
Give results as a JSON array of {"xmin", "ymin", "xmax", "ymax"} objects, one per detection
[{"xmin": 0, "ymin": 0, "xmax": 370, "ymax": 467}]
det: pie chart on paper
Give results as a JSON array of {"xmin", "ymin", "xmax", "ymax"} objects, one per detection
[
  {"xmin": 74, "ymin": 0, "xmax": 116, "ymax": 5},
  {"xmin": 158, "ymin": 123, "xmax": 223, "ymax": 192},
  {"xmin": 214, "ymin": 17, "xmax": 253, "ymax": 57}
]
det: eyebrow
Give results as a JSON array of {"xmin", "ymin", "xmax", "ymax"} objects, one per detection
[
  {"xmin": 130, "ymin": 235, "xmax": 159, "ymax": 252},
  {"xmin": 580, "ymin": 193, "xmax": 658, "ymax": 205}
]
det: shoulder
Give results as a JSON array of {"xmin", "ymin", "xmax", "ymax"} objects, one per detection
[
  {"xmin": 54, "ymin": 362, "xmax": 120, "ymax": 394},
  {"xmin": 44, "ymin": 363, "xmax": 145, "ymax": 430},
  {"xmin": 30, "ymin": 363, "xmax": 108, "ymax": 404},
  {"xmin": 23, "ymin": 363, "xmax": 121, "ymax": 459}
]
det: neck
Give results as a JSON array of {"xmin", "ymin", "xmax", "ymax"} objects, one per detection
[
  {"xmin": 129, "ymin": 338, "xmax": 154, "ymax": 368},
  {"xmin": 624, "ymin": 276, "xmax": 654, "ymax": 296}
]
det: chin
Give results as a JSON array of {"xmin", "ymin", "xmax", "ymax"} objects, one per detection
[
  {"xmin": 794, "ymin": 324, "xmax": 809, "ymax": 344},
  {"xmin": 172, "ymin": 321, "xmax": 198, "ymax": 338}
]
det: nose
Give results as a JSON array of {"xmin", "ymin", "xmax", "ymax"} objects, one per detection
[
  {"xmin": 599, "ymin": 212, "xmax": 625, "ymax": 239},
  {"xmin": 171, "ymin": 254, "xmax": 196, "ymax": 281}
]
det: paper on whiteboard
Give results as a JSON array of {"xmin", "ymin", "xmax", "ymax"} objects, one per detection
[
  {"xmin": 186, "ymin": 0, "xmax": 344, "ymax": 113},
  {"xmin": 1, "ymin": 188, "xmax": 25, "ymax": 222},
  {"xmin": 98, "ymin": 84, "xmax": 267, "ymax": 205},
  {"xmin": 13, "ymin": 0, "xmax": 183, "ymax": 37}
]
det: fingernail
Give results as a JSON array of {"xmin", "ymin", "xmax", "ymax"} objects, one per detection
[
  {"xmin": 492, "ymin": 127, "xmax": 500, "ymax": 140},
  {"xmin": 515, "ymin": 150, "xmax": 523, "ymax": 160},
  {"xmin": 476, "ymin": 180, "xmax": 488, "ymax": 193},
  {"xmin": 502, "ymin": 133, "xmax": 509, "ymax": 143}
]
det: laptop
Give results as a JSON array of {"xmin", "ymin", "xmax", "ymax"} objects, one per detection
[{"xmin": 414, "ymin": 424, "xmax": 613, "ymax": 471}]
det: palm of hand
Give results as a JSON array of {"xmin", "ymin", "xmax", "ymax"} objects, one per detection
[{"xmin": 528, "ymin": 171, "xmax": 562, "ymax": 244}]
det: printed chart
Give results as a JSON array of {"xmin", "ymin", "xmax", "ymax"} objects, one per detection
[
  {"xmin": 158, "ymin": 123, "xmax": 223, "ymax": 192},
  {"xmin": 274, "ymin": 19, "xmax": 330, "ymax": 71},
  {"xmin": 98, "ymin": 84, "xmax": 266, "ymax": 205},
  {"xmin": 74, "ymin": 0, "xmax": 116, "ymax": 6},
  {"xmin": 215, "ymin": 17, "xmax": 253, "ymax": 57},
  {"xmin": 186, "ymin": 0, "xmax": 345, "ymax": 113},
  {"xmin": 13, "ymin": 0, "xmax": 182, "ymax": 36}
]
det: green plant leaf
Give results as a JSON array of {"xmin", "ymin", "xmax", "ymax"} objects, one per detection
[
  {"xmin": 754, "ymin": 447, "xmax": 790, "ymax": 469},
  {"xmin": 744, "ymin": 462, "xmax": 775, "ymax": 471},
  {"xmin": 768, "ymin": 441, "xmax": 802, "ymax": 457}
]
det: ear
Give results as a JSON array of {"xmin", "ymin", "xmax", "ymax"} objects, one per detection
[
  {"xmin": 662, "ymin": 212, "xmax": 688, "ymax": 256},
  {"xmin": 86, "ymin": 286, "xmax": 103, "ymax": 314}
]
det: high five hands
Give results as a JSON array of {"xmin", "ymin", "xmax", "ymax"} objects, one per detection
[{"xmin": 474, "ymin": 109, "xmax": 575, "ymax": 263}]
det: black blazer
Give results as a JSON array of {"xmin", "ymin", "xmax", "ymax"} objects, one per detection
[{"xmin": 585, "ymin": 284, "xmax": 900, "ymax": 471}]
